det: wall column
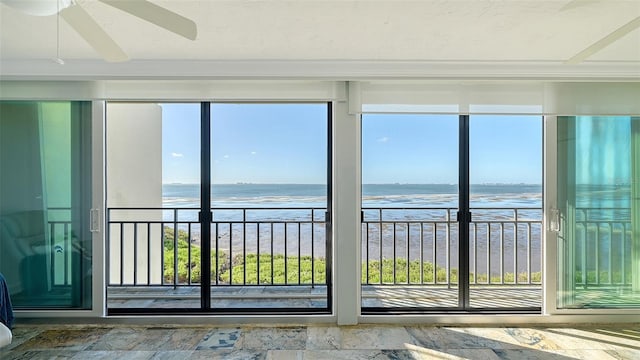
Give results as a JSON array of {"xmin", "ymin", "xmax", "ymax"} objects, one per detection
[{"xmin": 333, "ymin": 82, "xmax": 361, "ymax": 325}]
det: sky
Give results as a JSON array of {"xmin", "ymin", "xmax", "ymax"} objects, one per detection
[
  {"xmin": 161, "ymin": 104, "xmax": 542, "ymax": 184},
  {"xmin": 362, "ymin": 114, "xmax": 542, "ymax": 184},
  {"xmin": 162, "ymin": 103, "xmax": 327, "ymax": 184}
]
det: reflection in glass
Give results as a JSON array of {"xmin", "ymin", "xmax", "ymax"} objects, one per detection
[
  {"xmin": 557, "ymin": 116, "xmax": 640, "ymax": 308},
  {"xmin": 0, "ymin": 101, "xmax": 92, "ymax": 309}
]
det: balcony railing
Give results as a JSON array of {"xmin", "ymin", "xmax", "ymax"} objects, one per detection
[
  {"xmin": 106, "ymin": 207, "xmax": 329, "ymax": 287},
  {"xmin": 103, "ymin": 206, "xmax": 634, "ymax": 290},
  {"xmin": 574, "ymin": 207, "xmax": 633, "ymax": 287},
  {"xmin": 362, "ymin": 207, "xmax": 544, "ymax": 286},
  {"xmin": 45, "ymin": 208, "xmax": 74, "ymax": 287}
]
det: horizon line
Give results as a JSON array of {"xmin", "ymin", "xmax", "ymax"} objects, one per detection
[{"xmin": 163, "ymin": 182, "xmax": 544, "ymax": 186}]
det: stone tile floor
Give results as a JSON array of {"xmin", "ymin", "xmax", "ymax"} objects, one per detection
[{"xmin": 1, "ymin": 323, "xmax": 639, "ymax": 359}]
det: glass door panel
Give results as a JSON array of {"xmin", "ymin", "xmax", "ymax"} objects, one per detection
[
  {"xmin": 0, "ymin": 101, "xmax": 92, "ymax": 309},
  {"xmin": 469, "ymin": 115, "xmax": 542, "ymax": 310},
  {"xmin": 209, "ymin": 103, "xmax": 330, "ymax": 311},
  {"xmin": 361, "ymin": 114, "xmax": 459, "ymax": 310},
  {"xmin": 557, "ymin": 116, "xmax": 640, "ymax": 308},
  {"xmin": 106, "ymin": 103, "xmax": 201, "ymax": 311}
]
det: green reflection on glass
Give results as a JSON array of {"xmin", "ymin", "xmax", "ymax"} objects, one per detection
[
  {"xmin": 557, "ymin": 116, "xmax": 640, "ymax": 309},
  {"xmin": 0, "ymin": 101, "xmax": 92, "ymax": 309}
]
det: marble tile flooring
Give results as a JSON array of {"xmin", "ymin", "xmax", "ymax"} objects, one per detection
[{"xmin": 2, "ymin": 323, "xmax": 639, "ymax": 359}]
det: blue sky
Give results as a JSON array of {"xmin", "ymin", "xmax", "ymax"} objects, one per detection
[
  {"xmin": 162, "ymin": 103, "xmax": 327, "ymax": 184},
  {"xmin": 362, "ymin": 114, "xmax": 542, "ymax": 184},
  {"xmin": 162, "ymin": 104, "xmax": 542, "ymax": 184}
]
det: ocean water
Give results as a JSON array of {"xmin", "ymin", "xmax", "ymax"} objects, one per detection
[
  {"xmin": 160, "ymin": 183, "xmax": 545, "ymax": 276},
  {"xmin": 162, "ymin": 183, "xmax": 543, "ymax": 209}
]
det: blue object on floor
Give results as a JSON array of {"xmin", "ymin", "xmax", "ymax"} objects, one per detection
[{"xmin": 0, "ymin": 272, "xmax": 14, "ymax": 329}]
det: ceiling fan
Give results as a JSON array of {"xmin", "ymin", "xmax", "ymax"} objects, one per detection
[
  {"xmin": 0, "ymin": 0, "xmax": 197, "ymax": 62},
  {"xmin": 561, "ymin": 0, "xmax": 640, "ymax": 64}
]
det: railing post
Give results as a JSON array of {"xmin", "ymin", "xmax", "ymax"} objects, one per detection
[
  {"xmin": 378, "ymin": 209, "xmax": 382, "ymax": 285},
  {"xmin": 311, "ymin": 210, "xmax": 315, "ymax": 287},
  {"xmin": 487, "ymin": 222, "xmax": 491, "ymax": 285},
  {"xmin": 133, "ymin": 223, "xmax": 138, "ymax": 286},
  {"xmin": 187, "ymin": 223, "xmax": 192, "ymax": 285},
  {"xmin": 120, "ymin": 223, "xmax": 124, "ymax": 286},
  {"xmin": 147, "ymin": 222, "xmax": 151, "ymax": 285},
  {"xmin": 284, "ymin": 214, "xmax": 288, "ymax": 285},
  {"xmin": 582, "ymin": 209, "xmax": 587, "ymax": 288},
  {"xmin": 608, "ymin": 222, "xmax": 613, "ymax": 285},
  {"xmin": 173, "ymin": 208, "xmax": 178, "ymax": 289},
  {"xmin": 215, "ymin": 222, "xmax": 219, "ymax": 286},
  {"xmin": 527, "ymin": 222, "xmax": 532, "ymax": 284},
  {"xmin": 243, "ymin": 209, "xmax": 247, "ymax": 285},
  {"xmin": 446, "ymin": 209, "xmax": 451, "ymax": 288},
  {"xmin": 49, "ymin": 222, "xmax": 56, "ymax": 287},
  {"xmin": 514, "ymin": 208, "xmax": 518, "ymax": 285},
  {"xmin": 298, "ymin": 222, "xmax": 301, "ymax": 284},
  {"xmin": 106, "ymin": 209, "xmax": 111, "ymax": 287},
  {"xmin": 364, "ymin": 212, "xmax": 369, "ymax": 284}
]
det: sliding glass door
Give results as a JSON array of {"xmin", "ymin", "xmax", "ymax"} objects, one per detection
[
  {"xmin": 106, "ymin": 102, "xmax": 331, "ymax": 314},
  {"xmin": 208, "ymin": 103, "xmax": 331, "ymax": 311},
  {"xmin": 106, "ymin": 103, "xmax": 202, "ymax": 310},
  {"xmin": 361, "ymin": 113, "xmax": 543, "ymax": 312},
  {"xmin": 361, "ymin": 114, "xmax": 460, "ymax": 310},
  {"xmin": 468, "ymin": 115, "xmax": 542, "ymax": 310},
  {"xmin": 557, "ymin": 116, "xmax": 640, "ymax": 309},
  {"xmin": 0, "ymin": 101, "xmax": 93, "ymax": 309}
]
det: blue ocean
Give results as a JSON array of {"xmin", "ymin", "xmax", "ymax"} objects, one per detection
[
  {"xmin": 162, "ymin": 183, "xmax": 543, "ymax": 209},
  {"xmin": 160, "ymin": 183, "xmax": 545, "ymax": 276}
]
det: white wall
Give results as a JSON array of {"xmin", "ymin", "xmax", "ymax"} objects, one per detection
[{"xmin": 106, "ymin": 103, "xmax": 163, "ymax": 285}]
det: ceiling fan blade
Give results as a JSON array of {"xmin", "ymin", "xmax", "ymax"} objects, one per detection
[
  {"xmin": 60, "ymin": 3, "xmax": 129, "ymax": 62},
  {"xmin": 560, "ymin": 0, "xmax": 600, "ymax": 12},
  {"xmin": 565, "ymin": 16, "xmax": 640, "ymax": 64},
  {"xmin": 99, "ymin": 0, "xmax": 197, "ymax": 40}
]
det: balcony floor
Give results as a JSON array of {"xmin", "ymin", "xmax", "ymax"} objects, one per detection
[{"xmin": 107, "ymin": 285, "xmax": 543, "ymax": 311}]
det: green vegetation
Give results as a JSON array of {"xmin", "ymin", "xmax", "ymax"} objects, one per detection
[
  {"xmin": 163, "ymin": 227, "xmax": 326, "ymax": 284},
  {"xmin": 162, "ymin": 227, "xmax": 225, "ymax": 283},
  {"xmin": 163, "ymin": 227, "xmax": 541, "ymax": 285},
  {"xmin": 219, "ymin": 254, "xmax": 326, "ymax": 284},
  {"xmin": 574, "ymin": 270, "xmax": 626, "ymax": 284},
  {"xmin": 362, "ymin": 258, "xmax": 541, "ymax": 284}
]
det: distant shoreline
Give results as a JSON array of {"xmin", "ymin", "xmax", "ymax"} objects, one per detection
[{"xmin": 163, "ymin": 183, "xmax": 544, "ymax": 186}]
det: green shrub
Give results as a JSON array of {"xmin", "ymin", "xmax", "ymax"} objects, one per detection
[
  {"xmin": 219, "ymin": 254, "xmax": 326, "ymax": 284},
  {"xmin": 162, "ymin": 227, "xmax": 225, "ymax": 284},
  {"xmin": 162, "ymin": 227, "xmax": 542, "ymax": 286}
]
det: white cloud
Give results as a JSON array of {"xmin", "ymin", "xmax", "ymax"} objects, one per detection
[
  {"xmin": 223, "ymin": 154, "xmax": 230, "ymax": 159},
  {"xmin": 251, "ymin": 151, "xmax": 257, "ymax": 155},
  {"xmin": 377, "ymin": 136, "xmax": 389, "ymax": 143},
  {"xmin": 171, "ymin": 152, "xmax": 183, "ymax": 157}
]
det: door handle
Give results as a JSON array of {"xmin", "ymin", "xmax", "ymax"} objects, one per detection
[
  {"xmin": 549, "ymin": 207, "xmax": 560, "ymax": 233},
  {"xmin": 90, "ymin": 209, "xmax": 100, "ymax": 232}
]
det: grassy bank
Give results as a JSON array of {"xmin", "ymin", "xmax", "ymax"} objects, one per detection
[{"xmin": 163, "ymin": 227, "xmax": 542, "ymax": 285}]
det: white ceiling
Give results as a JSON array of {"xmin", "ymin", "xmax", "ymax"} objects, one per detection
[{"xmin": 1, "ymin": 0, "xmax": 639, "ymax": 79}]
